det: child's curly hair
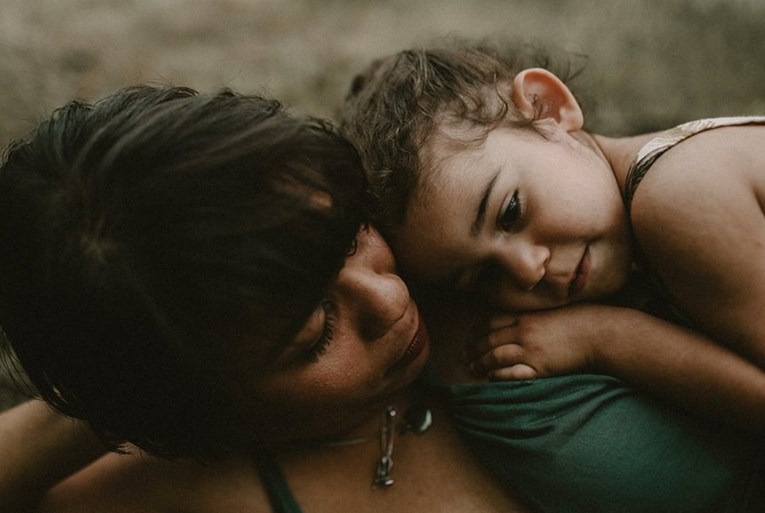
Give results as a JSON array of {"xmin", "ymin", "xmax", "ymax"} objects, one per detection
[{"xmin": 340, "ymin": 37, "xmax": 587, "ymax": 240}]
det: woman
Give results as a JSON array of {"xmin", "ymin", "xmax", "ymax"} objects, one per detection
[
  {"xmin": 0, "ymin": 85, "xmax": 528, "ymax": 513},
  {"xmin": 0, "ymin": 85, "xmax": 760, "ymax": 513},
  {"xmin": 1, "ymin": 230, "xmax": 524, "ymax": 513}
]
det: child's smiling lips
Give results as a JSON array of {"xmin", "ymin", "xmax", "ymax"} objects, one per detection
[{"xmin": 569, "ymin": 246, "xmax": 591, "ymax": 297}]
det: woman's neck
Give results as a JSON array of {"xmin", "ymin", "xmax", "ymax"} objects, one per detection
[
  {"xmin": 266, "ymin": 402, "xmax": 530, "ymax": 513},
  {"xmin": 270, "ymin": 388, "xmax": 428, "ymax": 452},
  {"xmin": 273, "ymin": 392, "xmax": 436, "ymax": 491}
]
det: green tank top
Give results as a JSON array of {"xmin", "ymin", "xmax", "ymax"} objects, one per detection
[{"xmin": 443, "ymin": 374, "xmax": 764, "ymax": 513}]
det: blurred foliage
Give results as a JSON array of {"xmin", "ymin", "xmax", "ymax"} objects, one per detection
[
  {"xmin": 0, "ymin": 0, "xmax": 763, "ymax": 146},
  {"xmin": 0, "ymin": 0, "xmax": 764, "ymax": 407}
]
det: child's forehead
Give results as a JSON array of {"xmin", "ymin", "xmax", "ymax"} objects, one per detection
[
  {"xmin": 413, "ymin": 126, "xmax": 487, "ymax": 202},
  {"xmin": 421, "ymin": 120, "xmax": 490, "ymax": 168},
  {"xmin": 412, "ymin": 77, "xmax": 518, "ymax": 178}
]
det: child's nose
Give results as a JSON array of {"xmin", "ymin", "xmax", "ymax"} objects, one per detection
[{"xmin": 494, "ymin": 242, "xmax": 549, "ymax": 291}]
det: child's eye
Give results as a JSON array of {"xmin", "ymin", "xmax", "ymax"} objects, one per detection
[
  {"xmin": 498, "ymin": 191, "xmax": 522, "ymax": 231},
  {"xmin": 307, "ymin": 301, "xmax": 336, "ymax": 362}
]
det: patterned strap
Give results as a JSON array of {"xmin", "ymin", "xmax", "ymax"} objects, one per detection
[{"xmin": 624, "ymin": 116, "xmax": 765, "ymax": 214}]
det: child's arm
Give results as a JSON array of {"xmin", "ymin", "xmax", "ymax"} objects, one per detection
[
  {"xmin": 472, "ymin": 303, "xmax": 765, "ymax": 432},
  {"xmin": 0, "ymin": 400, "xmax": 107, "ymax": 512}
]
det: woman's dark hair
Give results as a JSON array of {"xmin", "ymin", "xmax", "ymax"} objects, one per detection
[
  {"xmin": 340, "ymin": 38, "xmax": 586, "ymax": 239},
  {"xmin": 0, "ymin": 86, "xmax": 367, "ymax": 459}
]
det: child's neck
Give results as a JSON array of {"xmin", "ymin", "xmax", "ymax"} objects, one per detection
[{"xmin": 592, "ymin": 132, "xmax": 661, "ymax": 193}]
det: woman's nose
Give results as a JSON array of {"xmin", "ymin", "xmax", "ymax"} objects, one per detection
[
  {"xmin": 493, "ymin": 241, "xmax": 549, "ymax": 291},
  {"xmin": 353, "ymin": 226, "xmax": 396, "ymax": 274},
  {"xmin": 336, "ymin": 227, "xmax": 409, "ymax": 340}
]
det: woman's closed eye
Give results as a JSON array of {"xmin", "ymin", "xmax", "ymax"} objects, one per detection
[
  {"xmin": 306, "ymin": 300, "xmax": 336, "ymax": 362},
  {"xmin": 498, "ymin": 191, "xmax": 523, "ymax": 231}
]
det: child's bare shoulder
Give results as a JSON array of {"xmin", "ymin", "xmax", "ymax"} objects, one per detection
[
  {"xmin": 630, "ymin": 124, "xmax": 764, "ymax": 231},
  {"xmin": 629, "ymin": 124, "xmax": 765, "ymax": 343},
  {"xmin": 629, "ymin": 124, "xmax": 765, "ymax": 305}
]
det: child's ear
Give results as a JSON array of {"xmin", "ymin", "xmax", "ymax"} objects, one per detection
[{"xmin": 511, "ymin": 68, "xmax": 583, "ymax": 131}]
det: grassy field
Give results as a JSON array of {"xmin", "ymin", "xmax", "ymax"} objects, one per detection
[{"xmin": 1, "ymin": 0, "xmax": 764, "ymax": 407}]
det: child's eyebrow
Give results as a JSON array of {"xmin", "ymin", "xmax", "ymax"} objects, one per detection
[{"xmin": 471, "ymin": 169, "xmax": 500, "ymax": 236}]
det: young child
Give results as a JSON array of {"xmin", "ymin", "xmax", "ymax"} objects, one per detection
[{"xmin": 340, "ymin": 41, "xmax": 765, "ymax": 432}]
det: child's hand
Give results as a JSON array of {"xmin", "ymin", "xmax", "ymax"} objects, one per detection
[{"xmin": 471, "ymin": 304, "xmax": 609, "ymax": 380}]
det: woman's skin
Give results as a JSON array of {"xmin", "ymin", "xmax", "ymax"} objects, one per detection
[
  {"xmin": 0, "ymin": 401, "xmax": 105, "ymax": 511},
  {"xmin": 34, "ymin": 405, "xmax": 526, "ymax": 513},
  {"xmin": 232, "ymin": 227, "xmax": 430, "ymax": 443},
  {"xmin": 0, "ymin": 228, "xmax": 530, "ymax": 513}
]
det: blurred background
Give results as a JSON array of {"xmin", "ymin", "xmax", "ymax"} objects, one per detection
[{"xmin": 1, "ymin": 0, "xmax": 764, "ymax": 408}]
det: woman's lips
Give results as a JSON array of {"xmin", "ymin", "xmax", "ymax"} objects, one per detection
[
  {"xmin": 390, "ymin": 314, "xmax": 429, "ymax": 372},
  {"xmin": 569, "ymin": 246, "xmax": 591, "ymax": 296}
]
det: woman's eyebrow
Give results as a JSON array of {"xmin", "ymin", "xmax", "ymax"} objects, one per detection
[{"xmin": 471, "ymin": 168, "xmax": 500, "ymax": 236}]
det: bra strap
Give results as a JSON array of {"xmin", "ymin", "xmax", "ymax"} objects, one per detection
[{"xmin": 252, "ymin": 452, "xmax": 304, "ymax": 513}]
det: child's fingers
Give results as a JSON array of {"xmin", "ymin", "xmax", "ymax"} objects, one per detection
[
  {"xmin": 470, "ymin": 315, "xmax": 518, "ymax": 353},
  {"xmin": 488, "ymin": 314, "xmax": 518, "ymax": 331},
  {"xmin": 489, "ymin": 364, "xmax": 537, "ymax": 381},
  {"xmin": 483, "ymin": 325, "xmax": 520, "ymax": 351},
  {"xmin": 473, "ymin": 343, "xmax": 525, "ymax": 372}
]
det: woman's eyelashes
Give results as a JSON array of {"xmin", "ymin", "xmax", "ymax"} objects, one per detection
[
  {"xmin": 306, "ymin": 300, "xmax": 336, "ymax": 362},
  {"xmin": 497, "ymin": 191, "xmax": 523, "ymax": 231}
]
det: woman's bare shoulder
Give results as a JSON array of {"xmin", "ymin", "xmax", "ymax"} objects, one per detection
[{"xmin": 39, "ymin": 450, "xmax": 270, "ymax": 513}]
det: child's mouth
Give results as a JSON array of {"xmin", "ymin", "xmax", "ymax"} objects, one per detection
[{"xmin": 569, "ymin": 246, "xmax": 591, "ymax": 296}]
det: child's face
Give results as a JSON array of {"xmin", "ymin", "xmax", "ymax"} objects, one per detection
[{"xmin": 393, "ymin": 125, "xmax": 633, "ymax": 311}]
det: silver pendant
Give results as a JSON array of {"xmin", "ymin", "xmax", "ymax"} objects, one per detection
[
  {"xmin": 372, "ymin": 405, "xmax": 433, "ymax": 488},
  {"xmin": 373, "ymin": 406, "xmax": 397, "ymax": 487},
  {"xmin": 374, "ymin": 455, "xmax": 395, "ymax": 487}
]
